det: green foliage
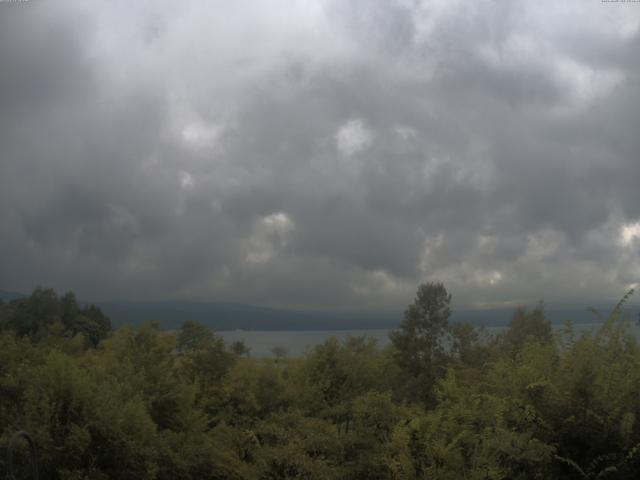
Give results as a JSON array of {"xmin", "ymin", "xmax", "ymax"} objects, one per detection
[
  {"xmin": 0, "ymin": 287, "xmax": 112, "ymax": 347},
  {"xmin": 177, "ymin": 320, "xmax": 215, "ymax": 353},
  {"xmin": 389, "ymin": 282, "xmax": 452, "ymax": 405},
  {"xmin": 230, "ymin": 340, "xmax": 251, "ymax": 357},
  {"xmin": 270, "ymin": 345, "xmax": 289, "ymax": 361},
  {"xmin": 499, "ymin": 304, "xmax": 553, "ymax": 356},
  {"xmin": 2, "ymin": 286, "xmax": 640, "ymax": 479}
]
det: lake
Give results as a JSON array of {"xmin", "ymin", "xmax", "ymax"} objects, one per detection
[{"xmin": 219, "ymin": 321, "xmax": 640, "ymax": 358}]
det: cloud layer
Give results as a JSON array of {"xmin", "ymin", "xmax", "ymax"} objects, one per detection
[{"xmin": 1, "ymin": 0, "xmax": 639, "ymax": 310}]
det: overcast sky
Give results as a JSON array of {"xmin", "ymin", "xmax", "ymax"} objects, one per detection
[{"xmin": 1, "ymin": 0, "xmax": 639, "ymax": 310}]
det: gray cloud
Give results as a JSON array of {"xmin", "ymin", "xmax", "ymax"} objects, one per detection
[{"xmin": 1, "ymin": 0, "xmax": 639, "ymax": 310}]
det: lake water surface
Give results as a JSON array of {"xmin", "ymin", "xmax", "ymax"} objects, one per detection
[{"xmin": 219, "ymin": 322, "xmax": 640, "ymax": 358}]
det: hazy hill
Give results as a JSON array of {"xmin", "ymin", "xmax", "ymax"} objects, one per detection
[
  {"xmin": 0, "ymin": 290, "xmax": 26, "ymax": 302},
  {"xmin": 3, "ymin": 289, "xmax": 638, "ymax": 330},
  {"xmin": 95, "ymin": 300, "xmax": 640, "ymax": 331},
  {"xmin": 96, "ymin": 300, "xmax": 401, "ymax": 330}
]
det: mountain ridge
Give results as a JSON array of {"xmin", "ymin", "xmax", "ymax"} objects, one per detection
[{"xmin": 3, "ymin": 289, "xmax": 638, "ymax": 331}]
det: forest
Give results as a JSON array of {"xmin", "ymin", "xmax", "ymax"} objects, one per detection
[{"xmin": 1, "ymin": 284, "xmax": 640, "ymax": 479}]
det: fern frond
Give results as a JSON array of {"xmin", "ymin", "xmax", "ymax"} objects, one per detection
[
  {"xmin": 610, "ymin": 288, "xmax": 635, "ymax": 318},
  {"xmin": 624, "ymin": 440, "xmax": 640, "ymax": 462},
  {"xmin": 587, "ymin": 452, "xmax": 618, "ymax": 476},
  {"xmin": 587, "ymin": 306, "xmax": 605, "ymax": 322},
  {"xmin": 594, "ymin": 465, "xmax": 618, "ymax": 479},
  {"xmin": 554, "ymin": 454, "xmax": 588, "ymax": 478}
]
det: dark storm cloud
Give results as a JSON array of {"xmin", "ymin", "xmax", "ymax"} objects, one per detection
[{"xmin": 1, "ymin": 0, "xmax": 639, "ymax": 309}]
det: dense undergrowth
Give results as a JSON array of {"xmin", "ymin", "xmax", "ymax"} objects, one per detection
[{"xmin": 1, "ymin": 286, "xmax": 640, "ymax": 479}]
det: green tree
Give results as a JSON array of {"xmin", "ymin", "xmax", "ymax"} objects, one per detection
[
  {"xmin": 270, "ymin": 345, "xmax": 288, "ymax": 361},
  {"xmin": 174, "ymin": 322, "xmax": 236, "ymax": 410},
  {"xmin": 389, "ymin": 282, "xmax": 452, "ymax": 406},
  {"xmin": 500, "ymin": 304, "xmax": 552, "ymax": 356},
  {"xmin": 6, "ymin": 287, "xmax": 61, "ymax": 339},
  {"xmin": 177, "ymin": 320, "xmax": 214, "ymax": 353},
  {"xmin": 230, "ymin": 340, "xmax": 251, "ymax": 357},
  {"xmin": 0, "ymin": 288, "xmax": 111, "ymax": 347},
  {"xmin": 73, "ymin": 304, "xmax": 111, "ymax": 348}
]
